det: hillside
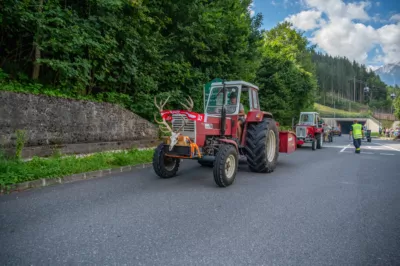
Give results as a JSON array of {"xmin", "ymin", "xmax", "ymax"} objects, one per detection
[{"xmin": 314, "ymin": 103, "xmax": 369, "ymax": 118}]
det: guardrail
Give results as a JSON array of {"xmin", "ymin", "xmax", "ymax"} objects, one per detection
[{"xmin": 373, "ymin": 112, "xmax": 396, "ymax": 121}]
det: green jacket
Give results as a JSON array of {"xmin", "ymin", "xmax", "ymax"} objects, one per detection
[{"xmin": 351, "ymin": 123, "xmax": 363, "ymax": 139}]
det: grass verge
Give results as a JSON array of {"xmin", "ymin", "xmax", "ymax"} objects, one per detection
[
  {"xmin": 0, "ymin": 148, "xmax": 154, "ymax": 189},
  {"xmin": 315, "ymin": 103, "xmax": 370, "ymax": 118}
]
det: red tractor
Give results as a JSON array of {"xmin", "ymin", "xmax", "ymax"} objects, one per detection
[
  {"xmin": 295, "ymin": 112, "xmax": 324, "ymax": 150},
  {"xmin": 153, "ymin": 80, "xmax": 297, "ymax": 187}
]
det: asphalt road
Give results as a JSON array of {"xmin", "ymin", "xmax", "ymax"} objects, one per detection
[{"xmin": 1, "ymin": 135, "xmax": 400, "ymax": 266}]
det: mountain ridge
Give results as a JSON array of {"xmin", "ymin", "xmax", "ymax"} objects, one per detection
[{"xmin": 374, "ymin": 62, "xmax": 400, "ymax": 86}]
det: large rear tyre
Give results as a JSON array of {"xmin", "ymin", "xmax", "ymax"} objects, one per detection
[
  {"xmin": 152, "ymin": 143, "xmax": 180, "ymax": 179},
  {"xmin": 317, "ymin": 134, "xmax": 323, "ymax": 149},
  {"xmin": 245, "ymin": 118, "xmax": 279, "ymax": 173},
  {"xmin": 213, "ymin": 144, "xmax": 238, "ymax": 187}
]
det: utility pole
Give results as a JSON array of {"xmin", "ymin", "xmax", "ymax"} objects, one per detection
[{"xmin": 353, "ymin": 76, "xmax": 356, "ymax": 101}]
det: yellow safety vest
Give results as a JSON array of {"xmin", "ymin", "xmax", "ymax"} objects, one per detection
[{"xmin": 351, "ymin": 123, "xmax": 363, "ymax": 139}]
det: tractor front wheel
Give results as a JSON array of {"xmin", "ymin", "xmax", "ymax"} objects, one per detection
[
  {"xmin": 213, "ymin": 144, "xmax": 238, "ymax": 187},
  {"xmin": 245, "ymin": 118, "xmax": 279, "ymax": 173},
  {"xmin": 312, "ymin": 139, "xmax": 317, "ymax": 150},
  {"xmin": 317, "ymin": 134, "xmax": 323, "ymax": 149},
  {"xmin": 152, "ymin": 143, "xmax": 180, "ymax": 179}
]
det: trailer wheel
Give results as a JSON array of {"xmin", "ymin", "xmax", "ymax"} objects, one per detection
[
  {"xmin": 317, "ymin": 134, "xmax": 323, "ymax": 149},
  {"xmin": 245, "ymin": 118, "xmax": 279, "ymax": 173},
  {"xmin": 152, "ymin": 143, "xmax": 180, "ymax": 179},
  {"xmin": 213, "ymin": 144, "xmax": 238, "ymax": 187}
]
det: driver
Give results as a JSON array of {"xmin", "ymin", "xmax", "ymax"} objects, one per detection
[{"xmin": 229, "ymin": 92, "xmax": 246, "ymax": 140}]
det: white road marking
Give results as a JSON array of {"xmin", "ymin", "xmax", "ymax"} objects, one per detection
[
  {"xmin": 375, "ymin": 143, "xmax": 400, "ymax": 152},
  {"xmin": 361, "ymin": 152, "xmax": 374, "ymax": 154},
  {"xmin": 340, "ymin": 144, "xmax": 351, "ymax": 153},
  {"xmin": 324, "ymin": 145, "xmax": 352, "ymax": 149},
  {"xmin": 380, "ymin": 153, "xmax": 395, "ymax": 156}
]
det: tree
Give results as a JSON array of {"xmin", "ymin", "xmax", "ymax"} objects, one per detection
[
  {"xmin": 256, "ymin": 22, "xmax": 317, "ymax": 125},
  {"xmin": 0, "ymin": 0, "xmax": 263, "ymax": 119}
]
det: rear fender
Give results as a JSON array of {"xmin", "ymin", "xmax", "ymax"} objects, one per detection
[
  {"xmin": 241, "ymin": 111, "xmax": 274, "ymax": 146},
  {"xmin": 246, "ymin": 111, "xmax": 273, "ymax": 122}
]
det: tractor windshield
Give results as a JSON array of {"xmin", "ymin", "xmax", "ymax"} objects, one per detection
[
  {"xmin": 299, "ymin": 113, "xmax": 315, "ymax": 125},
  {"xmin": 205, "ymin": 86, "xmax": 240, "ymax": 115}
]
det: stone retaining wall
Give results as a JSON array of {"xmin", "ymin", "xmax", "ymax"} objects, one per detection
[{"xmin": 0, "ymin": 91, "xmax": 158, "ymax": 158}]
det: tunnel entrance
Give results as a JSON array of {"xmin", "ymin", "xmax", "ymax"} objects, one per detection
[{"xmin": 337, "ymin": 120, "xmax": 367, "ymax": 134}]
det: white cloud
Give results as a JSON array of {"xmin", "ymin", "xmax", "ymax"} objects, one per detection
[
  {"xmin": 286, "ymin": 10, "xmax": 325, "ymax": 31},
  {"xmin": 248, "ymin": 1, "xmax": 255, "ymax": 17},
  {"xmin": 376, "ymin": 23, "xmax": 400, "ymax": 64},
  {"xmin": 305, "ymin": 0, "xmax": 370, "ymax": 20},
  {"xmin": 310, "ymin": 18, "xmax": 377, "ymax": 62},
  {"xmin": 376, "ymin": 2, "xmax": 380, "ymax": 7},
  {"xmin": 390, "ymin": 14, "xmax": 400, "ymax": 22},
  {"xmin": 271, "ymin": 0, "xmax": 277, "ymax": 6},
  {"xmin": 283, "ymin": 0, "xmax": 400, "ymax": 65}
]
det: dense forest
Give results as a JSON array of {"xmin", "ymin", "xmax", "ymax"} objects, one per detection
[
  {"xmin": 1, "ymin": 0, "xmax": 396, "ymax": 124},
  {"xmin": 312, "ymin": 52, "xmax": 392, "ymax": 112}
]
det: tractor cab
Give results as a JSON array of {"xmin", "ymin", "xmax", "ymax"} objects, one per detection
[
  {"xmin": 295, "ymin": 111, "xmax": 324, "ymax": 150},
  {"xmin": 298, "ymin": 112, "xmax": 322, "ymax": 127},
  {"xmin": 205, "ymin": 80, "xmax": 260, "ymax": 117}
]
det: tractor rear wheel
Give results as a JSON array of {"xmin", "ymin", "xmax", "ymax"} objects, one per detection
[
  {"xmin": 213, "ymin": 144, "xmax": 238, "ymax": 187},
  {"xmin": 152, "ymin": 143, "xmax": 180, "ymax": 179},
  {"xmin": 245, "ymin": 118, "xmax": 279, "ymax": 173}
]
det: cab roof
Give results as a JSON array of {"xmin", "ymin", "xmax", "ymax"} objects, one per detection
[
  {"xmin": 300, "ymin": 112, "xmax": 319, "ymax": 115},
  {"xmin": 210, "ymin": 80, "xmax": 259, "ymax": 91}
]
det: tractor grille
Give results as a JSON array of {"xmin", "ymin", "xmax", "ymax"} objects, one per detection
[
  {"xmin": 296, "ymin": 126, "xmax": 307, "ymax": 138},
  {"xmin": 171, "ymin": 114, "xmax": 196, "ymax": 141}
]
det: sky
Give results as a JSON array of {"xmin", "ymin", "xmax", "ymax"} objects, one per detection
[{"xmin": 250, "ymin": 0, "xmax": 400, "ymax": 71}]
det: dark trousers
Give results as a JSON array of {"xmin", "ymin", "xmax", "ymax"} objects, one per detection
[{"xmin": 353, "ymin": 138, "xmax": 361, "ymax": 152}]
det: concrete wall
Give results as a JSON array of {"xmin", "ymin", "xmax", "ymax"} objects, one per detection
[
  {"xmin": 0, "ymin": 91, "xmax": 159, "ymax": 158},
  {"xmin": 365, "ymin": 119, "xmax": 380, "ymax": 132}
]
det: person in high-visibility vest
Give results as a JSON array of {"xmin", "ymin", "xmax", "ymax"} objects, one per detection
[{"xmin": 350, "ymin": 119, "xmax": 364, "ymax": 153}]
